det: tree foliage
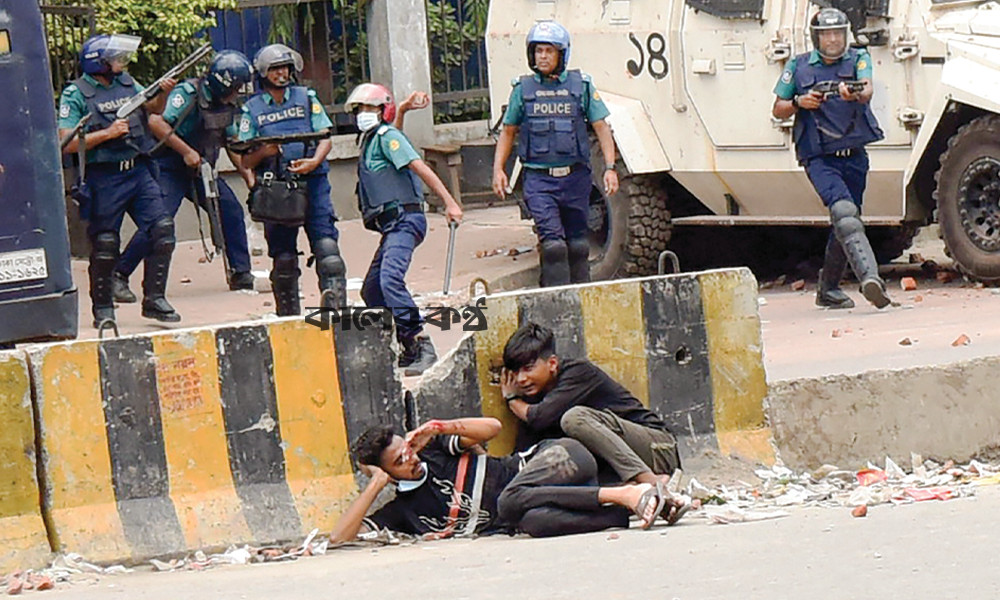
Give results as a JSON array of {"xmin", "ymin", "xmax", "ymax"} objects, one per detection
[{"xmin": 45, "ymin": 0, "xmax": 236, "ymax": 85}]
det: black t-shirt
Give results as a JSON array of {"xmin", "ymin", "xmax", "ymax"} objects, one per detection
[
  {"xmin": 520, "ymin": 358, "xmax": 669, "ymax": 444},
  {"xmin": 364, "ymin": 436, "xmax": 523, "ymax": 537}
]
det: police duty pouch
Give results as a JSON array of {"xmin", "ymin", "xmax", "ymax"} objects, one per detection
[{"xmin": 248, "ymin": 172, "xmax": 308, "ymax": 226}]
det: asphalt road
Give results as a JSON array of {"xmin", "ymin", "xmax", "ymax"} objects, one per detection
[{"xmin": 43, "ymin": 485, "xmax": 1000, "ymax": 599}]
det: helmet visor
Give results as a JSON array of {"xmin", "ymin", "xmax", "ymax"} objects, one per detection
[{"xmin": 103, "ymin": 34, "xmax": 141, "ymax": 67}]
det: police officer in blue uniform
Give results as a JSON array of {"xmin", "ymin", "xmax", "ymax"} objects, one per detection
[
  {"xmin": 772, "ymin": 8, "xmax": 891, "ymax": 310},
  {"xmin": 237, "ymin": 44, "xmax": 346, "ymax": 316},
  {"xmin": 58, "ymin": 34, "xmax": 180, "ymax": 328},
  {"xmin": 113, "ymin": 50, "xmax": 256, "ymax": 302},
  {"xmin": 345, "ymin": 83, "xmax": 463, "ymax": 375},
  {"xmin": 492, "ymin": 20, "xmax": 619, "ymax": 287}
]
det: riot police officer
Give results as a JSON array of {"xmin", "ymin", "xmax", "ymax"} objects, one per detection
[
  {"xmin": 345, "ymin": 83, "xmax": 463, "ymax": 376},
  {"xmin": 237, "ymin": 44, "xmax": 346, "ymax": 316},
  {"xmin": 492, "ymin": 20, "xmax": 619, "ymax": 287},
  {"xmin": 772, "ymin": 8, "xmax": 891, "ymax": 309},
  {"xmin": 113, "ymin": 50, "xmax": 256, "ymax": 302},
  {"xmin": 58, "ymin": 34, "xmax": 180, "ymax": 328}
]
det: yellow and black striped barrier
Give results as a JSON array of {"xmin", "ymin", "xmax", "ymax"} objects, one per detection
[
  {"xmin": 0, "ymin": 351, "xmax": 50, "ymax": 571},
  {"xmin": 27, "ymin": 318, "xmax": 403, "ymax": 563},
  {"xmin": 414, "ymin": 268, "xmax": 774, "ymax": 464}
]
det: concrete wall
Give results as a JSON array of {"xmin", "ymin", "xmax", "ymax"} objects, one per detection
[
  {"xmin": 413, "ymin": 269, "xmax": 775, "ymax": 464},
  {"xmin": 768, "ymin": 357, "xmax": 1000, "ymax": 470}
]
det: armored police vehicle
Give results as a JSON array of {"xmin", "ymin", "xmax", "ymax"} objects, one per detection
[
  {"xmin": 487, "ymin": 0, "xmax": 1000, "ymax": 281},
  {"xmin": 0, "ymin": 3, "xmax": 78, "ymax": 345}
]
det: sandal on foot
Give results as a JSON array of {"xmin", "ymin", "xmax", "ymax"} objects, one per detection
[
  {"xmin": 633, "ymin": 483, "xmax": 667, "ymax": 530},
  {"xmin": 664, "ymin": 493, "xmax": 692, "ymax": 526}
]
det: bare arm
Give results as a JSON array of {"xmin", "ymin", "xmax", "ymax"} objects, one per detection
[
  {"xmin": 406, "ymin": 417, "xmax": 502, "ymax": 453},
  {"xmin": 60, "ymin": 124, "xmax": 125, "ymax": 155},
  {"xmin": 408, "ymin": 159, "xmax": 463, "ymax": 223},
  {"xmin": 491, "ymin": 125, "xmax": 518, "ymax": 199},
  {"xmin": 592, "ymin": 119, "xmax": 619, "ymax": 195},
  {"xmin": 288, "ymin": 138, "xmax": 332, "ymax": 175},
  {"xmin": 149, "ymin": 114, "xmax": 201, "ymax": 168},
  {"xmin": 226, "ymin": 149, "xmax": 256, "ymax": 188},
  {"xmin": 241, "ymin": 143, "xmax": 280, "ymax": 170},
  {"xmin": 329, "ymin": 467, "xmax": 392, "ymax": 544},
  {"xmin": 142, "ymin": 78, "xmax": 177, "ymax": 115},
  {"xmin": 393, "ymin": 91, "xmax": 430, "ymax": 130}
]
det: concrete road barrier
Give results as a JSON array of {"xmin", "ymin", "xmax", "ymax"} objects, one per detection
[
  {"xmin": 0, "ymin": 351, "xmax": 50, "ymax": 572},
  {"xmin": 27, "ymin": 318, "xmax": 402, "ymax": 563},
  {"xmin": 768, "ymin": 356, "xmax": 1000, "ymax": 470},
  {"xmin": 413, "ymin": 268, "xmax": 774, "ymax": 464}
]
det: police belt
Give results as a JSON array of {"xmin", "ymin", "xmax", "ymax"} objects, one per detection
[
  {"xmin": 367, "ymin": 203, "xmax": 423, "ymax": 232},
  {"xmin": 88, "ymin": 156, "xmax": 142, "ymax": 173},
  {"xmin": 525, "ymin": 163, "xmax": 587, "ymax": 178},
  {"xmin": 829, "ymin": 148, "xmax": 857, "ymax": 158}
]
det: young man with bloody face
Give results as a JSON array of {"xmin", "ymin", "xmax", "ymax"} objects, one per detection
[
  {"xmin": 330, "ymin": 417, "xmax": 674, "ymax": 542},
  {"xmin": 501, "ymin": 322, "xmax": 687, "ymax": 523}
]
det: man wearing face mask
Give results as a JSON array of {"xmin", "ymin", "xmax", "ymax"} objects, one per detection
[
  {"xmin": 113, "ymin": 50, "xmax": 256, "ymax": 301},
  {"xmin": 237, "ymin": 44, "xmax": 345, "ymax": 316},
  {"xmin": 344, "ymin": 83, "xmax": 463, "ymax": 376}
]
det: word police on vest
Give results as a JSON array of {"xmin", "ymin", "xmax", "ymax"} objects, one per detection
[
  {"xmin": 256, "ymin": 105, "xmax": 307, "ymax": 126},
  {"xmin": 532, "ymin": 102, "xmax": 575, "ymax": 115},
  {"xmin": 97, "ymin": 97, "xmax": 130, "ymax": 113}
]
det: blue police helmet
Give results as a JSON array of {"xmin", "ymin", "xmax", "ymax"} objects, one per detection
[
  {"xmin": 206, "ymin": 50, "xmax": 253, "ymax": 100},
  {"xmin": 80, "ymin": 34, "xmax": 112, "ymax": 75},
  {"xmin": 526, "ymin": 20, "xmax": 571, "ymax": 74}
]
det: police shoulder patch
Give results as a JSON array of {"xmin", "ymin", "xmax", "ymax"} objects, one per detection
[
  {"xmin": 389, "ymin": 139, "xmax": 401, "ymax": 152},
  {"xmin": 170, "ymin": 94, "xmax": 186, "ymax": 109},
  {"xmin": 856, "ymin": 59, "xmax": 868, "ymax": 71},
  {"xmin": 781, "ymin": 70, "xmax": 792, "ymax": 84},
  {"xmin": 239, "ymin": 118, "xmax": 251, "ymax": 133},
  {"xmin": 312, "ymin": 101, "xmax": 323, "ymax": 114},
  {"xmin": 180, "ymin": 81, "xmax": 196, "ymax": 94},
  {"xmin": 59, "ymin": 104, "xmax": 71, "ymax": 119}
]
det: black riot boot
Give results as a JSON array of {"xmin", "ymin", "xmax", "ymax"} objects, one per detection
[
  {"xmin": 566, "ymin": 237, "xmax": 591, "ymax": 284},
  {"xmin": 539, "ymin": 239, "xmax": 571, "ymax": 287},
  {"xmin": 402, "ymin": 334, "xmax": 438, "ymax": 377},
  {"xmin": 141, "ymin": 219, "xmax": 181, "ymax": 323},
  {"xmin": 90, "ymin": 232, "xmax": 119, "ymax": 328},
  {"xmin": 270, "ymin": 253, "xmax": 301, "ymax": 316},
  {"xmin": 815, "ymin": 234, "xmax": 855, "ymax": 309},
  {"xmin": 112, "ymin": 271, "xmax": 137, "ymax": 303},
  {"xmin": 313, "ymin": 238, "xmax": 347, "ymax": 309},
  {"xmin": 830, "ymin": 200, "xmax": 891, "ymax": 309}
]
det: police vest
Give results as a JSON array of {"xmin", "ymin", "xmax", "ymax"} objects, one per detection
[
  {"xmin": 356, "ymin": 125, "xmax": 422, "ymax": 225},
  {"xmin": 244, "ymin": 85, "xmax": 328, "ymax": 175},
  {"xmin": 791, "ymin": 50, "xmax": 884, "ymax": 163},
  {"xmin": 190, "ymin": 79, "xmax": 240, "ymax": 165},
  {"xmin": 517, "ymin": 70, "xmax": 590, "ymax": 166},
  {"xmin": 74, "ymin": 73, "xmax": 154, "ymax": 163}
]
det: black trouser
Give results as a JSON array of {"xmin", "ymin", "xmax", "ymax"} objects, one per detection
[{"xmin": 497, "ymin": 439, "xmax": 630, "ymax": 538}]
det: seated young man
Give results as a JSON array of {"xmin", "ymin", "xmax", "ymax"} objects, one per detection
[
  {"xmin": 329, "ymin": 417, "xmax": 673, "ymax": 542},
  {"xmin": 502, "ymin": 323, "xmax": 684, "ymax": 507}
]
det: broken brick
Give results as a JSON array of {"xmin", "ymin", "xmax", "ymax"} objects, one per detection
[
  {"xmin": 900, "ymin": 277, "xmax": 917, "ymax": 291},
  {"xmin": 831, "ymin": 329, "xmax": 842, "ymax": 338},
  {"xmin": 852, "ymin": 505, "xmax": 868, "ymax": 518},
  {"xmin": 936, "ymin": 271, "xmax": 957, "ymax": 284},
  {"xmin": 791, "ymin": 279, "xmax": 806, "ymax": 291},
  {"xmin": 952, "ymin": 334, "xmax": 971, "ymax": 347},
  {"xmin": 898, "ymin": 337, "xmax": 913, "ymax": 346}
]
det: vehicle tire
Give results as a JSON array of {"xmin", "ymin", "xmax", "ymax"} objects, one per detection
[
  {"xmin": 587, "ymin": 145, "xmax": 671, "ymax": 279},
  {"xmin": 934, "ymin": 115, "xmax": 1000, "ymax": 281}
]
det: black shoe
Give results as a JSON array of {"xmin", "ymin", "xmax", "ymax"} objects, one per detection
[
  {"xmin": 142, "ymin": 297, "xmax": 181, "ymax": 323},
  {"xmin": 403, "ymin": 336, "xmax": 438, "ymax": 376},
  {"xmin": 861, "ymin": 278, "xmax": 891, "ymax": 309},
  {"xmin": 815, "ymin": 288, "xmax": 855, "ymax": 309},
  {"xmin": 92, "ymin": 306, "xmax": 116, "ymax": 329},
  {"xmin": 229, "ymin": 271, "xmax": 255, "ymax": 291},
  {"xmin": 112, "ymin": 273, "xmax": 137, "ymax": 304}
]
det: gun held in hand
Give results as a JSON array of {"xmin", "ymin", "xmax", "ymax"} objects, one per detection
[
  {"xmin": 115, "ymin": 43, "xmax": 213, "ymax": 120},
  {"xmin": 811, "ymin": 80, "xmax": 866, "ymax": 99}
]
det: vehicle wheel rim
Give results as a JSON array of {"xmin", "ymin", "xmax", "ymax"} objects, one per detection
[{"xmin": 957, "ymin": 157, "xmax": 1000, "ymax": 252}]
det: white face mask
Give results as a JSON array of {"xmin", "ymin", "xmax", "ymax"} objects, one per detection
[{"xmin": 356, "ymin": 111, "xmax": 381, "ymax": 132}]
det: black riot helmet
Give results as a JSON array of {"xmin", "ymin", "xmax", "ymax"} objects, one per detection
[{"xmin": 810, "ymin": 8, "xmax": 851, "ymax": 61}]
